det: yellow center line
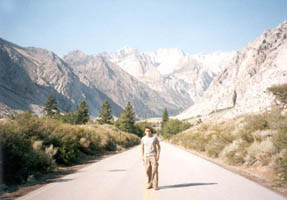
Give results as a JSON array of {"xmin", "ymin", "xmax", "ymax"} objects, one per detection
[
  {"xmin": 142, "ymin": 188, "xmax": 148, "ymax": 200},
  {"xmin": 141, "ymin": 187, "xmax": 155, "ymax": 200},
  {"xmin": 150, "ymin": 189, "xmax": 155, "ymax": 200}
]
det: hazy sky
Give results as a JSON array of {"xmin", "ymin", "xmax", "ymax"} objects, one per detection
[{"xmin": 0, "ymin": 0, "xmax": 286, "ymax": 56}]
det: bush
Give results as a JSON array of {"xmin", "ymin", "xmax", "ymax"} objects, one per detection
[
  {"xmin": 186, "ymin": 132, "xmax": 209, "ymax": 151},
  {"xmin": 49, "ymin": 126, "xmax": 80, "ymax": 165},
  {"xmin": 267, "ymin": 83, "xmax": 287, "ymax": 105},
  {"xmin": 243, "ymin": 114, "xmax": 269, "ymax": 133},
  {"xmin": 0, "ymin": 124, "xmax": 54, "ymax": 184},
  {"xmin": 273, "ymin": 127, "xmax": 287, "ymax": 151},
  {"xmin": 0, "ymin": 112, "xmax": 140, "ymax": 185},
  {"xmin": 226, "ymin": 150, "xmax": 245, "ymax": 165},
  {"xmin": 134, "ymin": 121, "xmax": 156, "ymax": 137},
  {"xmin": 161, "ymin": 119, "xmax": 192, "ymax": 139},
  {"xmin": 273, "ymin": 127, "xmax": 287, "ymax": 185}
]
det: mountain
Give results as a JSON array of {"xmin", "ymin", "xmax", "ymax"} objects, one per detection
[
  {"xmin": 147, "ymin": 48, "xmax": 186, "ymax": 75},
  {"xmin": 1, "ymin": 22, "xmax": 286, "ymax": 120},
  {"xmin": 100, "ymin": 47, "xmax": 193, "ymax": 110},
  {"xmin": 101, "ymin": 47, "xmax": 235, "ymax": 106},
  {"xmin": 63, "ymin": 51, "xmax": 180, "ymax": 118},
  {"xmin": 0, "ymin": 38, "xmax": 123, "ymax": 117},
  {"xmin": 178, "ymin": 21, "xmax": 287, "ymax": 120}
]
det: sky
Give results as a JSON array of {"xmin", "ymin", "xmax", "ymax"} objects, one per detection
[{"xmin": 0, "ymin": 0, "xmax": 286, "ymax": 56}]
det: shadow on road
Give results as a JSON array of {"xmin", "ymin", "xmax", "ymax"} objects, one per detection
[
  {"xmin": 55, "ymin": 179, "xmax": 73, "ymax": 183},
  {"xmin": 159, "ymin": 183, "xmax": 217, "ymax": 189},
  {"xmin": 107, "ymin": 169, "xmax": 126, "ymax": 172}
]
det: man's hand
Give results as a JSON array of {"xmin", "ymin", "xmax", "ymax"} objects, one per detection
[{"xmin": 156, "ymin": 155, "xmax": 160, "ymax": 161}]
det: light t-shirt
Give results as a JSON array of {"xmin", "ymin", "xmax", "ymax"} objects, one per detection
[{"xmin": 141, "ymin": 135, "xmax": 160, "ymax": 157}]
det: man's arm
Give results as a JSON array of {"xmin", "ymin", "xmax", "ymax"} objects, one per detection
[
  {"xmin": 142, "ymin": 143, "xmax": 145, "ymax": 161},
  {"xmin": 156, "ymin": 143, "xmax": 161, "ymax": 161}
]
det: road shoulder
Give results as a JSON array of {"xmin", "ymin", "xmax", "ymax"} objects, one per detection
[
  {"xmin": 0, "ymin": 146, "xmax": 138, "ymax": 200},
  {"xmin": 166, "ymin": 141, "xmax": 287, "ymax": 197}
]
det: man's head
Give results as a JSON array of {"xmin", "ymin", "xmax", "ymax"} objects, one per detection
[{"xmin": 145, "ymin": 127, "xmax": 152, "ymax": 137}]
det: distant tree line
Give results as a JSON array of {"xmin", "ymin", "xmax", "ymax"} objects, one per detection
[
  {"xmin": 43, "ymin": 96, "xmax": 89, "ymax": 125},
  {"xmin": 43, "ymin": 96, "xmax": 148, "ymax": 137},
  {"xmin": 43, "ymin": 96, "xmax": 192, "ymax": 138},
  {"xmin": 159, "ymin": 108, "xmax": 192, "ymax": 139}
]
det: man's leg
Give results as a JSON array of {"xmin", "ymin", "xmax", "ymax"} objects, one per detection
[
  {"xmin": 151, "ymin": 156, "xmax": 159, "ymax": 189},
  {"xmin": 144, "ymin": 156, "xmax": 152, "ymax": 188}
]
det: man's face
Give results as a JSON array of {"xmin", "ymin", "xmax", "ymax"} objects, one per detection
[{"xmin": 145, "ymin": 128, "xmax": 152, "ymax": 136}]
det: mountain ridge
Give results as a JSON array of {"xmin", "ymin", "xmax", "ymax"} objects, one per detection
[
  {"xmin": 178, "ymin": 21, "xmax": 287, "ymax": 120},
  {"xmin": 0, "ymin": 21, "xmax": 286, "ymax": 120}
]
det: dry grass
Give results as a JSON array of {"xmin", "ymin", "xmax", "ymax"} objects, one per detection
[{"xmin": 169, "ymin": 108, "xmax": 287, "ymax": 189}]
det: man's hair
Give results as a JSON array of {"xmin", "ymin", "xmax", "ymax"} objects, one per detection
[{"xmin": 144, "ymin": 126, "xmax": 152, "ymax": 133}]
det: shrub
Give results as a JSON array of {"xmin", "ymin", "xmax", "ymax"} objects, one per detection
[
  {"xmin": 243, "ymin": 114, "xmax": 269, "ymax": 133},
  {"xmin": 246, "ymin": 138, "xmax": 275, "ymax": 166},
  {"xmin": 48, "ymin": 125, "xmax": 81, "ymax": 165},
  {"xmin": 179, "ymin": 132, "xmax": 209, "ymax": 152},
  {"xmin": 0, "ymin": 112, "xmax": 140, "ymax": 185},
  {"xmin": 275, "ymin": 150, "xmax": 287, "ymax": 186},
  {"xmin": 134, "ymin": 121, "xmax": 156, "ymax": 137},
  {"xmin": 273, "ymin": 127, "xmax": 287, "ymax": 151},
  {"xmin": 0, "ymin": 125, "xmax": 54, "ymax": 184},
  {"xmin": 226, "ymin": 150, "xmax": 245, "ymax": 165},
  {"xmin": 267, "ymin": 83, "xmax": 287, "ymax": 106},
  {"xmin": 161, "ymin": 119, "xmax": 192, "ymax": 139},
  {"xmin": 273, "ymin": 127, "xmax": 287, "ymax": 185}
]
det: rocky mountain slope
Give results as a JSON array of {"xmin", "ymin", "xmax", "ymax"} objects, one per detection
[
  {"xmin": 63, "ymin": 51, "xmax": 180, "ymax": 118},
  {"xmin": 101, "ymin": 47, "xmax": 193, "ymax": 109},
  {"xmin": 1, "ymin": 22, "xmax": 286, "ymax": 120},
  {"xmin": 178, "ymin": 21, "xmax": 287, "ymax": 120},
  {"xmin": 101, "ymin": 47, "xmax": 235, "ymax": 107},
  {"xmin": 0, "ymin": 38, "xmax": 123, "ymax": 117}
]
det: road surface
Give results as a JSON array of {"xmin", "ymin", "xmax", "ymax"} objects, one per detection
[{"xmin": 18, "ymin": 142, "xmax": 286, "ymax": 200}]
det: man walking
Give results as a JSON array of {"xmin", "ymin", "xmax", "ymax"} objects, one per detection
[{"xmin": 141, "ymin": 127, "xmax": 161, "ymax": 190}]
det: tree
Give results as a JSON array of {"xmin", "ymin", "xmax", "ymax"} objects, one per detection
[
  {"xmin": 43, "ymin": 96, "xmax": 59, "ymax": 118},
  {"xmin": 75, "ymin": 101, "xmax": 89, "ymax": 124},
  {"xmin": 161, "ymin": 119, "xmax": 192, "ymax": 139},
  {"xmin": 116, "ymin": 102, "xmax": 135, "ymax": 133},
  {"xmin": 98, "ymin": 100, "xmax": 113, "ymax": 124},
  {"xmin": 60, "ymin": 112, "xmax": 77, "ymax": 124},
  {"xmin": 161, "ymin": 108, "xmax": 169, "ymax": 129}
]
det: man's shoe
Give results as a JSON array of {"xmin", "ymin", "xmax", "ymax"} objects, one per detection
[
  {"xmin": 146, "ymin": 185, "xmax": 152, "ymax": 189},
  {"xmin": 153, "ymin": 186, "xmax": 159, "ymax": 190}
]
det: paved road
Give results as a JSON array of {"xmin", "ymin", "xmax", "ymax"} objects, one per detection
[{"xmin": 18, "ymin": 142, "xmax": 286, "ymax": 200}]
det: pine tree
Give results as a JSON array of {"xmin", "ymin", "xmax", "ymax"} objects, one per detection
[
  {"xmin": 75, "ymin": 101, "xmax": 89, "ymax": 124},
  {"xmin": 161, "ymin": 108, "xmax": 169, "ymax": 129},
  {"xmin": 43, "ymin": 96, "xmax": 59, "ymax": 118},
  {"xmin": 98, "ymin": 100, "xmax": 113, "ymax": 124},
  {"xmin": 117, "ymin": 102, "xmax": 135, "ymax": 133}
]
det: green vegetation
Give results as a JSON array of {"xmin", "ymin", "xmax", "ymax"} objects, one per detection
[
  {"xmin": 268, "ymin": 83, "xmax": 287, "ymax": 105},
  {"xmin": 161, "ymin": 119, "xmax": 192, "ymax": 139},
  {"xmin": 55, "ymin": 100, "xmax": 90, "ymax": 125},
  {"xmin": 170, "ymin": 108, "xmax": 287, "ymax": 187},
  {"xmin": 161, "ymin": 108, "xmax": 169, "ymax": 129},
  {"xmin": 0, "ymin": 112, "xmax": 140, "ymax": 185},
  {"xmin": 158, "ymin": 108, "xmax": 192, "ymax": 139},
  {"xmin": 43, "ymin": 96, "xmax": 59, "ymax": 118},
  {"xmin": 115, "ymin": 102, "xmax": 136, "ymax": 134},
  {"xmin": 75, "ymin": 101, "xmax": 89, "ymax": 124},
  {"xmin": 97, "ymin": 100, "xmax": 113, "ymax": 124},
  {"xmin": 134, "ymin": 121, "xmax": 156, "ymax": 137}
]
